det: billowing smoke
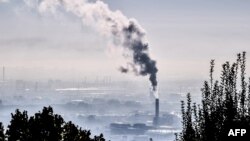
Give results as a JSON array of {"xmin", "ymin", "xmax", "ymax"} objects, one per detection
[
  {"xmin": 3, "ymin": 0, "xmax": 158, "ymax": 96},
  {"xmin": 121, "ymin": 21, "xmax": 158, "ymax": 91}
]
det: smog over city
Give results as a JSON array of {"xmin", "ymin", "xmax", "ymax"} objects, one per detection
[{"xmin": 0, "ymin": 0, "xmax": 250, "ymax": 141}]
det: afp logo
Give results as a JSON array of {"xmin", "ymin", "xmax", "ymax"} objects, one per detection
[
  {"xmin": 225, "ymin": 124, "xmax": 249, "ymax": 141},
  {"xmin": 228, "ymin": 129, "xmax": 246, "ymax": 136}
]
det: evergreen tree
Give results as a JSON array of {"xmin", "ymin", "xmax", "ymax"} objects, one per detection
[
  {"xmin": 186, "ymin": 93, "xmax": 195, "ymax": 141},
  {"xmin": 176, "ymin": 52, "xmax": 250, "ymax": 141},
  {"xmin": 240, "ymin": 51, "xmax": 247, "ymax": 117}
]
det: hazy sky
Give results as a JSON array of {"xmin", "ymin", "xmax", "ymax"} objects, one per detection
[{"xmin": 0, "ymin": 0, "xmax": 250, "ymax": 82}]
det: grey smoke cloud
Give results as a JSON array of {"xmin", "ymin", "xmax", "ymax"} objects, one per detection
[
  {"xmin": 121, "ymin": 21, "xmax": 158, "ymax": 90},
  {"xmin": 2, "ymin": 0, "xmax": 158, "ymax": 93}
]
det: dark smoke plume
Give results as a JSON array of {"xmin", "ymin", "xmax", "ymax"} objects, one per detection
[
  {"xmin": 119, "ymin": 67, "xmax": 129, "ymax": 73},
  {"xmin": 121, "ymin": 21, "xmax": 158, "ymax": 90},
  {"xmin": 2, "ymin": 0, "xmax": 158, "ymax": 92}
]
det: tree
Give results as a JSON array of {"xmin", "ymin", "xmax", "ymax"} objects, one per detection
[
  {"xmin": 6, "ymin": 110, "xmax": 29, "ymax": 141},
  {"xmin": 93, "ymin": 133, "xmax": 105, "ymax": 141},
  {"xmin": 63, "ymin": 121, "xmax": 80, "ymax": 141},
  {"xmin": 0, "ymin": 122, "xmax": 5, "ymax": 141},
  {"xmin": 78, "ymin": 129, "xmax": 92, "ymax": 141},
  {"xmin": 176, "ymin": 52, "xmax": 250, "ymax": 141},
  {"xmin": 28, "ymin": 106, "xmax": 64, "ymax": 141},
  {"xmin": 3, "ymin": 106, "xmax": 106, "ymax": 141},
  {"xmin": 183, "ymin": 93, "xmax": 196, "ymax": 141}
]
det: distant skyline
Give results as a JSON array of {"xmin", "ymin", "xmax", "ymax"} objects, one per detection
[{"xmin": 0, "ymin": 0, "xmax": 250, "ymax": 83}]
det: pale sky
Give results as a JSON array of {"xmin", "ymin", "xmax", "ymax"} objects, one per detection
[{"xmin": 0, "ymin": 0, "xmax": 250, "ymax": 82}]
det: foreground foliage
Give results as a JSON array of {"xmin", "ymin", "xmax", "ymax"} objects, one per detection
[
  {"xmin": 176, "ymin": 52, "xmax": 250, "ymax": 141},
  {"xmin": 0, "ymin": 106, "xmax": 105, "ymax": 141}
]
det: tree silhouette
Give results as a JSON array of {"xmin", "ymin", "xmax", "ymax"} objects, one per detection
[
  {"xmin": 0, "ymin": 122, "xmax": 5, "ymax": 141},
  {"xmin": 63, "ymin": 121, "xmax": 80, "ymax": 141},
  {"xmin": 181, "ymin": 93, "xmax": 196, "ymax": 141},
  {"xmin": 78, "ymin": 129, "xmax": 92, "ymax": 141},
  {"xmin": 6, "ymin": 110, "xmax": 29, "ymax": 141},
  {"xmin": 93, "ymin": 133, "xmax": 105, "ymax": 141},
  {"xmin": 1, "ymin": 106, "xmax": 106, "ymax": 141},
  {"xmin": 28, "ymin": 106, "xmax": 64, "ymax": 141},
  {"xmin": 176, "ymin": 52, "xmax": 250, "ymax": 141}
]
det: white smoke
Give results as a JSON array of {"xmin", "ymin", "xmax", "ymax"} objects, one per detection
[
  {"xmin": 34, "ymin": 0, "xmax": 134, "ymax": 38},
  {"xmin": 2, "ymin": 0, "xmax": 158, "ymax": 96},
  {"xmin": 150, "ymin": 87, "xmax": 159, "ymax": 99}
]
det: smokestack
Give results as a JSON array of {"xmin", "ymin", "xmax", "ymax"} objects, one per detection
[{"xmin": 154, "ymin": 98, "xmax": 159, "ymax": 126}]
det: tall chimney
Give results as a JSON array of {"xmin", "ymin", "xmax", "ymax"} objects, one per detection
[{"xmin": 153, "ymin": 98, "xmax": 159, "ymax": 126}]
